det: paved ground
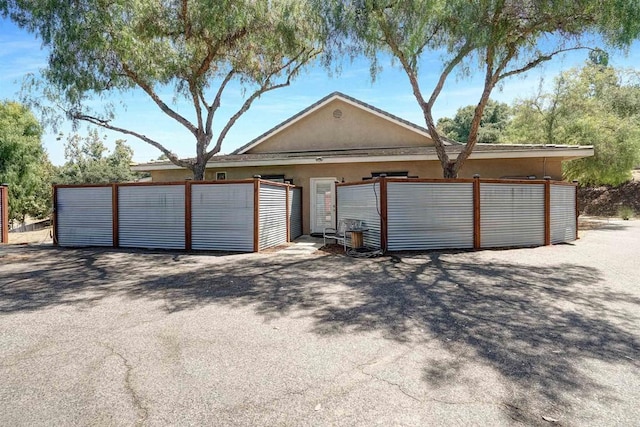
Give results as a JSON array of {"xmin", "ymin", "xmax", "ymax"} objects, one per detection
[{"xmin": 1, "ymin": 222, "xmax": 639, "ymax": 426}]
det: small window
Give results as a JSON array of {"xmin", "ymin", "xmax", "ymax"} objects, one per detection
[
  {"xmin": 368, "ymin": 171, "xmax": 409, "ymax": 179},
  {"xmin": 261, "ymin": 174, "xmax": 286, "ymax": 183},
  {"xmin": 216, "ymin": 172, "xmax": 227, "ymax": 180}
]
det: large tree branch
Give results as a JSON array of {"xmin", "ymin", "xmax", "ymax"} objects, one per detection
[
  {"xmin": 379, "ymin": 19, "xmax": 469, "ymax": 170},
  {"xmin": 203, "ymin": 68, "xmax": 235, "ymax": 144},
  {"xmin": 206, "ymin": 49, "xmax": 320, "ymax": 159},
  {"xmin": 498, "ymin": 46, "xmax": 591, "ymax": 80},
  {"xmin": 120, "ymin": 63, "xmax": 198, "ymax": 136},
  {"xmin": 74, "ymin": 113, "xmax": 192, "ymax": 170}
]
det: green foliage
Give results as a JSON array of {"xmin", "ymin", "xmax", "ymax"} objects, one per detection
[
  {"xmin": 437, "ymin": 101, "xmax": 511, "ymax": 143},
  {"xmin": 506, "ymin": 63, "xmax": 640, "ymax": 186},
  {"xmin": 2, "ymin": 0, "xmax": 324, "ymax": 179},
  {"xmin": 0, "ymin": 101, "xmax": 52, "ymax": 223},
  {"xmin": 56, "ymin": 130, "xmax": 140, "ymax": 184},
  {"xmin": 317, "ymin": 0, "xmax": 640, "ymax": 177}
]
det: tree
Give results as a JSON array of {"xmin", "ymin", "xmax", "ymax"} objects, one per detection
[
  {"xmin": 2, "ymin": 0, "xmax": 324, "ymax": 180},
  {"xmin": 56, "ymin": 130, "xmax": 141, "ymax": 184},
  {"xmin": 319, "ymin": 0, "xmax": 640, "ymax": 177},
  {"xmin": 506, "ymin": 62, "xmax": 640, "ymax": 185},
  {"xmin": 437, "ymin": 100, "xmax": 511, "ymax": 143},
  {"xmin": 0, "ymin": 101, "xmax": 52, "ymax": 224}
]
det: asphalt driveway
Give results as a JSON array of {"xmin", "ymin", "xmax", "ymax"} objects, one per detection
[{"xmin": 1, "ymin": 221, "xmax": 639, "ymax": 426}]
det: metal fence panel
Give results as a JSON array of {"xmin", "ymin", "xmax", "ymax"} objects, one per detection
[
  {"xmin": 337, "ymin": 183, "xmax": 381, "ymax": 249},
  {"xmin": 480, "ymin": 183, "xmax": 545, "ymax": 248},
  {"xmin": 259, "ymin": 183, "xmax": 287, "ymax": 250},
  {"xmin": 551, "ymin": 185, "xmax": 577, "ymax": 244},
  {"xmin": 387, "ymin": 182, "xmax": 474, "ymax": 250},
  {"xmin": 289, "ymin": 187, "xmax": 303, "ymax": 240},
  {"xmin": 57, "ymin": 187, "xmax": 113, "ymax": 247},
  {"xmin": 191, "ymin": 183, "xmax": 254, "ymax": 252},
  {"xmin": 119, "ymin": 185, "xmax": 185, "ymax": 249}
]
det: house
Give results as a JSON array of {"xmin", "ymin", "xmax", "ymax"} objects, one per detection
[{"xmin": 132, "ymin": 92, "xmax": 593, "ymax": 235}]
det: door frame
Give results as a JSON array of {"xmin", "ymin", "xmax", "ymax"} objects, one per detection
[{"xmin": 309, "ymin": 177, "xmax": 337, "ymax": 234}]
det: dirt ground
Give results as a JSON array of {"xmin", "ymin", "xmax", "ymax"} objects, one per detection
[{"xmin": 7, "ymin": 227, "xmax": 53, "ymax": 245}]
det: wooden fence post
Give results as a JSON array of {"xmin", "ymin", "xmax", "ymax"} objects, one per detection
[
  {"xmin": 473, "ymin": 175, "xmax": 481, "ymax": 250},
  {"xmin": 52, "ymin": 185, "xmax": 58, "ymax": 246},
  {"xmin": 112, "ymin": 183, "xmax": 119, "ymax": 248},
  {"xmin": 379, "ymin": 175, "xmax": 388, "ymax": 252},
  {"xmin": 253, "ymin": 176, "xmax": 261, "ymax": 252},
  {"xmin": 1, "ymin": 185, "xmax": 8, "ymax": 244},
  {"xmin": 286, "ymin": 185, "xmax": 291, "ymax": 242},
  {"xmin": 544, "ymin": 177, "xmax": 551, "ymax": 246},
  {"xmin": 185, "ymin": 181, "xmax": 192, "ymax": 251}
]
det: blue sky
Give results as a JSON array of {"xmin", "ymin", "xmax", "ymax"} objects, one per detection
[{"xmin": 1, "ymin": 17, "xmax": 638, "ymax": 166}]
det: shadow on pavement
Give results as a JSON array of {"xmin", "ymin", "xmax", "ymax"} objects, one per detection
[{"xmin": 2, "ymin": 245, "xmax": 639, "ymax": 423}]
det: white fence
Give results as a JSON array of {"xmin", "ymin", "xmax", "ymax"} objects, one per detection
[
  {"xmin": 337, "ymin": 178, "xmax": 577, "ymax": 252},
  {"xmin": 54, "ymin": 179, "xmax": 302, "ymax": 252}
]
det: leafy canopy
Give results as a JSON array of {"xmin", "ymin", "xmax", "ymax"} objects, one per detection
[
  {"xmin": 2, "ymin": 0, "xmax": 324, "ymax": 179},
  {"xmin": 56, "ymin": 130, "xmax": 142, "ymax": 185},
  {"xmin": 505, "ymin": 62, "xmax": 640, "ymax": 185},
  {"xmin": 318, "ymin": 0, "xmax": 640, "ymax": 177},
  {"xmin": 0, "ymin": 101, "xmax": 52, "ymax": 223},
  {"xmin": 437, "ymin": 101, "xmax": 511, "ymax": 144}
]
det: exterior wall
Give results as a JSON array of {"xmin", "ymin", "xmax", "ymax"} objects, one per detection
[
  {"xmin": 150, "ymin": 156, "xmax": 566, "ymax": 234},
  {"xmin": 248, "ymin": 99, "xmax": 434, "ymax": 153}
]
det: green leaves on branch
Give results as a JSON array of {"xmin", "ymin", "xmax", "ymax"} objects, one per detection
[
  {"xmin": 506, "ymin": 63, "xmax": 640, "ymax": 186},
  {"xmin": 56, "ymin": 130, "xmax": 141, "ymax": 185},
  {"xmin": 0, "ymin": 101, "xmax": 52, "ymax": 223},
  {"xmin": 2, "ymin": 0, "xmax": 325, "ymax": 179},
  {"xmin": 317, "ymin": 0, "xmax": 640, "ymax": 178}
]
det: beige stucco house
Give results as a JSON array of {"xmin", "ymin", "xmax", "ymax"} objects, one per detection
[{"xmin": 132, "ymin": 92, "xmax": 593, "ymax": 235}]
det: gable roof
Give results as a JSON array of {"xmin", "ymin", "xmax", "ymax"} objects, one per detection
[{"xmin": 232, "ymin": 91, "xmax": 459, "ymax": 155}]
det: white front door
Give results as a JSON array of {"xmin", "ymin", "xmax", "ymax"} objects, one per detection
[{"xmin": 310, "ymin": 178, "xmax": 336, "ymax": 234}]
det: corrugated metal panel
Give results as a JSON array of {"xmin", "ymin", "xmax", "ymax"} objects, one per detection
[
  {"xmin": 550, "ymin": 185, "xmax": 577, "ymax": 244},
  {"xmin": 191, "ymin": 183, "xmax": 254, "ymax": 252},
  {"xmin": 259, "ymin": 183, "xmax": 288, "ymax": 250},
  {"xmin": 118, "ymin": 185, "xmax": 185, "ymax": 249},
  {"xmin": 480, "ymin": 183, "xmax": 545, "ymax": 248},
  {"xmin": 336, "ymin": 183, "xmax": 381, "ymax": 249},
  {"xmin": 289, "ymin": 187, "xmax": 303, "ymax": 240},
  {"xmin": 57, "ymin": 187, "xmax": 113, "ymax": 247},
  {"xmin": 387, "ymin": 182, "xmax": 474, "ymax": 250}
]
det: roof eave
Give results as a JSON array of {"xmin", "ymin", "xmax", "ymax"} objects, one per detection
[{"xmin": 132, "ymin": 147, "xmax": 594, "ymax": 171}]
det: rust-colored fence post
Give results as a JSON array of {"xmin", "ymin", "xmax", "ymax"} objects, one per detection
[
  {"xmin": 473, "ymin": 175, "xmax": 481, "ymax": 250},
  {"xmin": 544, "ymin": 177, "xmax": 551, "ymax": 246},
  {"xmin": 379, "ymin": 175, "xmax": 388, "ymax": 252},
  {"xmin": 185, "ymin": 181, "xmax": 192, "ymax": 251},
  {"xmin": 1, "ymin": 185, "xmax": 9, "ymax": 244},
  {"xmin": 112, "ymin": 183, "xmax": 119, "ymax": 248},
  {"xmin": 573, "ymin": 180, "xmax": 580, "ymax": 240},
  {"xmin": 253, "ymin": 176, "xmax": 261, "ymax": 252},
  {"xmin": 286, "ymin": 185, "xmax": 291, "ymax": 242},
  {"xmin": 52, "ymin": 185, "xmax": 58, "ymax": 246}
]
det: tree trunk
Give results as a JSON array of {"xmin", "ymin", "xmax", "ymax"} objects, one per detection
[
  {"xmin": 192, "ymin": 161, "xmax": 206, "ymax": 181},
  {"xmin": 443, "ymin": 161, "xmax": 458, "ymax": 178}
]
